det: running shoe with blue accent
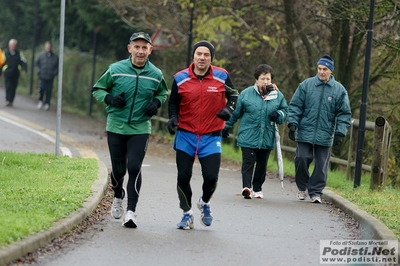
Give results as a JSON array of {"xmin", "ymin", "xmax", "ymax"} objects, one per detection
[
  {"xmin": 197, "ymin": 197, "xmax": 213, "ymax": 227},
  {"xmin": 177, "ymin": 213, "xmax": 194, "ymax": 230}
]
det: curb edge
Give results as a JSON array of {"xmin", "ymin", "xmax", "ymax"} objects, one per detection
[{"xmin": 0, "ymin": 160, "xmax": 108, "ymax": 266}]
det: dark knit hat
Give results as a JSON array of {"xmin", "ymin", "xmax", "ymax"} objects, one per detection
[
  {"xmin": 317, "ymin": 55, "xmax": 334, "ymax": 72},
  {"xmin": 193, "ymin": 40, "xmax": 215, "ymax": 61}
]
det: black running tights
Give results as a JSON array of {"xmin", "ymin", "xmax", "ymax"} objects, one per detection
[
  {"xmin": 107, "ymin": 132, "xmax": 149, "ymax": 212},
  {"xmin": 176, "ymin": 150, "xmax": 220, "ymax": 212}
]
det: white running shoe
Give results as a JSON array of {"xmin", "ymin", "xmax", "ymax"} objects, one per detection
[
  {"xmin": 253, "ymin": 191, "xmax": 263, "ymax": 199},
  {"xmin": 311, "ymin": 195, "xmax": 322, "ymax": 204},
  {"xmin": 111, "ymin": 189, "xmax": 125, "ymax": 219},
  {"xmin": 43, "ymin": 104, "xmax": 50, "ymax": 111},
  {"xmin": 37, "ymin": 101, "xmax": 43, "ymax": 109},
  {"xmin": 123, "ymin": 210, "xmax": 137, "ymax": 228},
  {"xmin": 297, "ymin": 190, "xmax": 307, "ymax": 200},
  {"xmin": 241, "ymin": 187, "xmax": 252, "ymax": 199}
]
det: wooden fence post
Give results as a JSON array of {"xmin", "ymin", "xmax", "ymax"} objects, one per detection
[
  {"xmin": 347, "ymin": 119, "xmax": 356, "ymax": 180},
  {"xmin": 377, "ymin": 117, "xmax": 392, "ymax": 184},
  {"xmin": 381, "ymin": 121, "xmax": 392, "ymax": 185},
  {"xmin": 370, "ymin": 117, "xmax": 386, "ymax": 190}
]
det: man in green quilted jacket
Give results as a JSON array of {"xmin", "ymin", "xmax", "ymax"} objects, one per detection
[{"xmin": 287, "ymin": 55, "xmax": 351, "ymax": 204}]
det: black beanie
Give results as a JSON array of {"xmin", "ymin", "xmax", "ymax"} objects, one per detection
[{"xmin": 193, "ymin": 40, "xmax": 215, "ymax": 61}]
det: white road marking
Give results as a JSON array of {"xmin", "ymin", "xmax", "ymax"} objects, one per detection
[{"xmin": 0, "ymin": 114, "xmax": 72, "ymax": 157}]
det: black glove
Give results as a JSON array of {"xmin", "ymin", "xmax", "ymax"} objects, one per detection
[
  {"xmin": 222, "ymin": 129, "xmax": 229, "ymax": 138},
  {"xmin": 288, "ymin": 125, "xmax": 296, "ymax": 141},
  {"xmin": 266, "ymin": 84, "xmax": 274, "ymax": 91},
  {"xmin": 333, "ymin": 134, "xmax": 343, "ymax": 146},
  {"xmin": 167, "ymin": 116, "xmax": 178, "ymax": 135},
  {"xmin": 105, "ymin": 92, "xmax": 126, "ymax": 108},
  {"xmin": 269, "ymin": 111, "xmax": 279, "ymax": 122},
  {"xmin": 144, "ymin": 99, "xmax": 161, "ymax": 116},
  {"xmin": 217, "ymin": 107, "xmax": 232, "ymax": 121},
  {"xmin": 261, "ymin": 84, "xmax": 275, "ymax": 96}
]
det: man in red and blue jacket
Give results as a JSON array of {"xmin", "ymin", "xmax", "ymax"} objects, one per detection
[{"xmin": 168, "ymin": 40, "xmax": 238, "ymax": 230}]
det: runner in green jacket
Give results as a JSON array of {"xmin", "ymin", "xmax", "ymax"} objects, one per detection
[{"xmin": 92, "ymin": 32, "xmax": 168, "ymax": 228}]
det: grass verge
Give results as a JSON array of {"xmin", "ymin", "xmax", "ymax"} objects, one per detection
[
  {"xmin": 222, "ymin": 143, "xmax": 400, "ymax": 241},
  {"xmin": 0, "ymin": 151, "xmax": 98, "ymax": 248}
]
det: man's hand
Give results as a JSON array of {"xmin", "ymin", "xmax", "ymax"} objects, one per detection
[
  {"xmin": 288, "ymin": 125, "xmax": 296, "ymax": 141},
  {"xmin": 222, "ymin": 129, "xmax": 229, "ymax": 138},
  {"xmin": 333, "ymin": 134, "xmax": 343, "ymax": 146},
  {"xmin": 144, "ymin": 99, "xmax": 161, "ymax": 116},
  {"xmin": 167, "ymin": 116, "xmax": 178, "ymax": 135},
  {"xmin": 217, "ymin": 107, "xmax": 232, "ymax": 121},
  {"xmin": 104, "ymin": 92, "xmax": 126, "ymax": 108},
  {"xmin": 269, "ymin": 111, "xmax": 279, "ymax": 122}
]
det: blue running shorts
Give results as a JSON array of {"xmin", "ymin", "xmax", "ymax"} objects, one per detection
[{"xmin": 173, "ymin": 130, "xmax": 222, "ymax": 158}]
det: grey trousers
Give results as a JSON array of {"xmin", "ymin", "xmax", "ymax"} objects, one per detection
[{"xmin": 294, "ymin": 142, "xmax": 331, "ymax": 197}]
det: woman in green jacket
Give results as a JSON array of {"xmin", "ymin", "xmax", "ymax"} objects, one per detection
[{"xmin": 223, "ymin": 64, "xmax": 288, "ymax": 199}]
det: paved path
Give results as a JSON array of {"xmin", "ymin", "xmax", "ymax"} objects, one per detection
[{"xmin": 0, "ymin": 88, "xmax": 396, "ymax": 266}]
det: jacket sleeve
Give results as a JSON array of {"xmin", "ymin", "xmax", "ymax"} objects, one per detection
[
  {"xmin": 168, "ymin": 79, "xmax": 180, "ymax": 119},
  {"xmin": 0, "ymin": 48, "xmax": 5, "ymax": 70},
  {"xmin": 20, "ymin": 51, "xmax": 27, "ymax": 72},
  {"xmin": 287, "ymin": 83, "xmax": 305, "ymax": 127},
  {"xmin": 335, "ymin": 89, "xmax": 352, "ymax": 136},
  {"xmin": 224, "ymin": 75, "xmax": 238, "ymax": 110},
  {"xmin": 92, "ymin": 68, "xmax": 113, "ymax": 103},
  {"xmin": 154, "ymin": 76, "xmax": 168, "ymax": 106},
  {"xmin": 34, "ymin": 54, "xmax": 41, "ymax": 74},
  {"xmin": 276, "ymin": 91, "xmax": 289, "ymax": 125},
  {"xmin": 224, "ymin": 91, "xmax": 244, "ymax": 130}
]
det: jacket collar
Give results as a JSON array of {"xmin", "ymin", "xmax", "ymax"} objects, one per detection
[
  {"xmin": 128, "ymin": 56, "xmax": 149, "ymax": 70},
  {"xmin": 315, "ymin": 74, "xmax": 336, "ymax": 87},
  {"xmin": 188, "ymin": 62, "xmax": 213, "ymax": 79},
  {"xmin": 253, "ymin": 83, "xmax": 278, "ymax": 101}
]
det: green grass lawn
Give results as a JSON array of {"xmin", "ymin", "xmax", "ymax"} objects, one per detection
[
  {"xmin": 0, "ymin": 151, "xmax": 98, "ymax": 248},
  {"xmin": 222, "ymin": 143, "xmax": 400, "ymax": 241}
]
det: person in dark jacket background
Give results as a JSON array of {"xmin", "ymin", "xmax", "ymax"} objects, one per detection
[
  {"xmin": 168, "ymin": 40, "xmax": 238, "ymax": 230},
  {"xmin": 1, "ymin": 39, "xmax": 27, "ymax": 107},
  {"xmin": 287, "ymin": 55, "xmax": 351, "ymax": 203},
  {"xmin": 223, "ymin": 64, "xmax": 288, "ymax": 200},
  {"xmin": 35, "ymin": 41, "xmax": 59, "ymax": 111}
]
